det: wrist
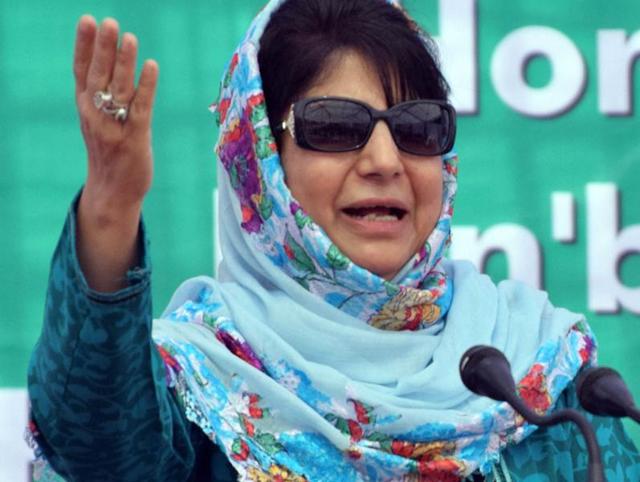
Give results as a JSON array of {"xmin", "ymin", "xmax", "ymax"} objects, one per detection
[
  {"xmin": 79, "ymin": 182, "xmax": 144, "ymax": 230},
  {"xmin": 76, "ymin": 187, "xmax": 144, "ymax": 293}
]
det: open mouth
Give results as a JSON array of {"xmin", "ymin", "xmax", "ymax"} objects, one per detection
[{"xmin": 342, "ymin": 206, "xmax": 407, "ymax": 222}]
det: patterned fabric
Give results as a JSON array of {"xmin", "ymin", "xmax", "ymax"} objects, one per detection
[
  {"xmin": 502, "ymin": 386, "xmax": 640, "ymax": 482},
  {"xmin": 26, "ymin": 202, "xmax": 640, "ymax": 481},
  {"xmin": 154, "ymin": 267, "xmax": 596, "ymax": 480},
  {"xmin": 145, "ymin": 0, "xmax": 600, "ymax": 480}
]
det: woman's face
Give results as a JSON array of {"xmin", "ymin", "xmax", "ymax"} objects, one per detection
[{"xmin": 280, "ymin": 51, "xmax": 443, "ymax": 280}]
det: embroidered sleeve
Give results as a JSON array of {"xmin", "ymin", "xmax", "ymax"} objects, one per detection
[{"xmin": 27, "ymin": 193, "xmax": 195, "ymax": 481}]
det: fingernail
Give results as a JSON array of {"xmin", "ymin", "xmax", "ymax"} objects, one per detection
[
  {"xmin": 100, "ymin": 17, "xmax": 118, "ymax": 32},
  {"xmin": 78, "ymin": 15, "xmax": 95, "ymax": 32},
  {"xmin": 122, "ymin": 33, "xmax": 137, "ymax": 48}
]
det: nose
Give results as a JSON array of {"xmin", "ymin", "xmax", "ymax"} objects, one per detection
[{"xmin": 354, "ymin": 120, "xmax": 404, "ymax": 179}]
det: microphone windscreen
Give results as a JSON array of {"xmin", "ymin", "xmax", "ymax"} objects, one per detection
[
  {"xmin": 576, "ymin": 366, "xmax": 634, "ymax": 418},
  {"xmin": 459, "ymin": 345, "xmax": 516, "ymax": 402}
]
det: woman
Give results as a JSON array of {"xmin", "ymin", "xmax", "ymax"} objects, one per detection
[{"xmin": 27, "ymin": 0, "xmax": 640, "ymax": 481}]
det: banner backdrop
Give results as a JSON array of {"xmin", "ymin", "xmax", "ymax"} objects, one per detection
[{"xmin": 1, "ymin": 0, "xmax": 638, "ymax": 479}]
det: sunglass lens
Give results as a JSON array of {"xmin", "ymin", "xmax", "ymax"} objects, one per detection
[
  {"xmin": 302, "ymin": 100, "xmax": 371, "ymax": 151},
  {"xmin": 393, "ymin": 103, "xmax": 451, "ymax": 155}
]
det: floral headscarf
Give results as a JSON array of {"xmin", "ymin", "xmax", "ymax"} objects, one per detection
[
  {"xmin": 213, "ymin": 14, "xmax": 457, "ymax": 329},
  {"xmin": 150, "ymin": 0, "xmax": 596, "ymax": 480}
]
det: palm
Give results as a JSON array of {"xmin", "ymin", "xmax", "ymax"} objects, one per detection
[{"xmin": 74, "ymin": 16, "xmax": 158, "ymax": 208}]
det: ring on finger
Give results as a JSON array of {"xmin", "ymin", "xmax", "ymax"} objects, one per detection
[{"xmin": 93, "ymin": 90, "xmax": 129, "ymax": 122}]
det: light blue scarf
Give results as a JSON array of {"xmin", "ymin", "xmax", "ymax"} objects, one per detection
[{"xmin": 153, "ymin": 0, "xmax": 596, "ymax": 479}]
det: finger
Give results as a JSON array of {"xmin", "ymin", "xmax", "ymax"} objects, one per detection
[
  {"xmin": 110, "ymin": 33, "xmax": 138, "ymax": 103},
  {"xmin": 73, "ymin": 15, "xmax": 98, "ymax": 95},
  {"xmin": 86, "ymin": 18, "xmax": 119, "ymax": 92},
  {"xmin": 129, "ymin": 60, "xmax": 159, "ymax": 127}
]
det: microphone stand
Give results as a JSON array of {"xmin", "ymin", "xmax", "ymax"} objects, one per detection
[
  {"xmin": 460, "ymin": 346, "xmax": 605, "ymax": 482},
  {"xmin": 500, "ymin": 389, "xmax": 604, "ymax": 482}
]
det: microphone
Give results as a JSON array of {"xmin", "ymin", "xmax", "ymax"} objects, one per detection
[
  {"xmin": 576, "ymin": 366, "xmax": 640, "ymax": 423},
  {"xmin": 459, "ymin": 345, "xmax": 604, "ymax": 482}
]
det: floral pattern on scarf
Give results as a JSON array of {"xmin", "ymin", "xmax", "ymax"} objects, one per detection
[{"xmin": 158, "ymin": 288, "xmax": 596, "ymax": 480}]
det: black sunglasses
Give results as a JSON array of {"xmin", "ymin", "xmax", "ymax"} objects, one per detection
[{"xmin": 275, "ymin": 96, "xmax": 456, "ymax": 156}]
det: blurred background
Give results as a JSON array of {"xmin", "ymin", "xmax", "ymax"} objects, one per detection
[{"xmin": 1, "ymin": 0, "xmax": 638, "ymax": 479}]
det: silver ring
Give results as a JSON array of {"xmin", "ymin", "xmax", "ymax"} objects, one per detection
[{"xmin": 93, "ymin": 90, "xmax": 129, "ymax": 122}]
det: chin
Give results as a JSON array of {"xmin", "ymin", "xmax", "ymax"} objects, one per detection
[
  {"xmin": 350, "ymin": 253, "xmax": 406, "ymax": 281},
  {"xmin": 331, "ymin": 234, "xmax": 420, "ymax": 281}
]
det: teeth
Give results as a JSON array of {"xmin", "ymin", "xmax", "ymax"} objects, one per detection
[
  {"xmin": 362, "ymin": 213, "xmax": 398, "ymax": 221},
  {"xmin": 344, "ymin": 206, "xmax": 404, "ymax": 221}
]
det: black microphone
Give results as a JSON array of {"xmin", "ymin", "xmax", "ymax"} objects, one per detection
[
  {"xmin": 459, "ymin": 345, "xmax": 604, "ymax": 482},
  {"xmin": 577, "ymin": 366, "xmax": 640, "ymax": 423}
]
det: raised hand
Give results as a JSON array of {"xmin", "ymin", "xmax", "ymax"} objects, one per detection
[{"xmin": 74, "ymin": 16, "xmax": 159, "ymax": 292}]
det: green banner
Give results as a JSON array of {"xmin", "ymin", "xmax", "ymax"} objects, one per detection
[{"xmin": 0, "ymin": 1, "xmax": 638, "ymax": 477}]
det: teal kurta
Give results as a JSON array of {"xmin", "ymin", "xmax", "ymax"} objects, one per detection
[{"xmin": 27, "ymin": 199, "xmax": 640, "ymax": 481}]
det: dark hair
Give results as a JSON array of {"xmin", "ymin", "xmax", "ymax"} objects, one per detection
[{"xmin": 258, "ymin": 0, "xmax": 450, "ymax": 143}]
